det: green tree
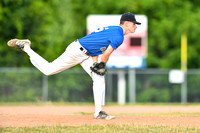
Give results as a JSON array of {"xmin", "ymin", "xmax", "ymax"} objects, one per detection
[{"xmin": 1, "ymin": 0, "xmax": 200, "ymax": 69}]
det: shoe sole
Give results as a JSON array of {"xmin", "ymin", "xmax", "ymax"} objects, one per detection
[
  {"xmin": 7, "ymin": 39, "xmax": 30, "ymax": 46},
  {"xmin": 94, "ymin": 116, "xmax": 116, "ymax": 120},
  {"xmin": 105, "ymin": 116, "xmax": 116, "ymax": 120},
  {"xmin": 7, "ymin": 39, "xmax": 18, "ymax": 47}
]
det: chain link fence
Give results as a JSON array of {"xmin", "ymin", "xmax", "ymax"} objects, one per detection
[{"xmin": 0, "ymin": 68, "xmax": 200, "ymax": 103}]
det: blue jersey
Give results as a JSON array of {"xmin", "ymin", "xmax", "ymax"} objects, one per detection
[{"xmin": 79, "ymin": 26, "xmax": 124, "ymax": 56}]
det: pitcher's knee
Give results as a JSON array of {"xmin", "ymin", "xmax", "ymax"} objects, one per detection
[
  {"xmin": 43, "ymin": 71, "xmax": 53, "ymax": 76},
  {"xmin": 42, "ymin": 70, "xmax": 54, "ymax": 76},
  {"xmin": 42, "ymin": 64, "xmax": 56, "ymax": 76}
]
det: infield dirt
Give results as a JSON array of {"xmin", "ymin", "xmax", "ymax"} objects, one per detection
[{"xmin": 0, "ymin": 105, "xmax": 200, "ymax": 127}]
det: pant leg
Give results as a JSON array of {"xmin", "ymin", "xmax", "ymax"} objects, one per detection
[
  {"xmin": 24, "ymin": 41, "xmax": 89, "ymax": 75},
  {"xmin": 81, "ymin": 58, "xmax": 106, "ymax": 106}
]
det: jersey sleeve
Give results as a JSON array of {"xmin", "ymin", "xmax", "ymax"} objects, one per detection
[{"xmin": 110, "ymin": 35, "xmax": 124, "ymax": 50}]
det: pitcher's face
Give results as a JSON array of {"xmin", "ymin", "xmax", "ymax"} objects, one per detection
[{"xmin": 129, "ymin": 22, "xmax": 137, "ymax": 33}]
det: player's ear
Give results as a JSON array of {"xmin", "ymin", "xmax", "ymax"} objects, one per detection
[{"xmin": 124, "ymin": 21, "xmax": 130, "ymax": 27}]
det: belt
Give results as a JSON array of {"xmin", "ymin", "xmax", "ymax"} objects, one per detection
[
  {"xmin": 75, "ymin": 39, "xmax": 90, "ymax": 56},
  {"xmin": 80, "ymin": 47, "xmax": 90, "ymax": 56}
]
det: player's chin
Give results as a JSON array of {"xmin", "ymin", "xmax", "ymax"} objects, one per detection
[{"xmin": 131, "ymin": 30, "xmax": 136, "ymax": 33}]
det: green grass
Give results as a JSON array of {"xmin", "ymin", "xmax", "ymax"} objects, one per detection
[
  {"xmin": 1, "ymin": 124, "xmax": 200, "ymax": 133},
  {"xmin": 116, "ymin": 112, "xmax": 200, "ymax": 117},
  {"xmin": 73, "ymin": 112, "xmax": 200, "ymax": 117},
  {"xmin": 0, "ymin": 101, "xmax": 94, "ymax": 106},
  {"xmin": 1, "ymin": 102, "xmax": 200, "ymax": 106}
]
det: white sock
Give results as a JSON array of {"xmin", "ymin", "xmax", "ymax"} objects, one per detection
[{"xmin": 23, "ymin": 45, "xmax": 32, "ymax": 55}]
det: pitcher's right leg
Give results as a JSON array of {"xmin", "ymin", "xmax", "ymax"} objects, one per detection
[{"xmin": 7, "ymin": 39, "xmax": 88, "ymax": 76}]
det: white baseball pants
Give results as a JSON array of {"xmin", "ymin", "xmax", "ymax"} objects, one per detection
[{"xmin": 24, "ymin": 40, "xmax": 105, "ymax": 115}]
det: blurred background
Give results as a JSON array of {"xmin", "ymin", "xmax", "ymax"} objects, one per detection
[{"xmin": 1, "ymin": 0, "xmax": 200, "ymax": 104}]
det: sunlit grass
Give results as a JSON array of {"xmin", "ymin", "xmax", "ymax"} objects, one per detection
[
  {"xmin": 116, "ymin": 112, "xmax": 200, "ymax": 117},
  {"xmin": 72, "ymin": 112, "xmax": 200, "ymax": 117},
  {"xmin": 0, "ymin": 101, "xmax": 94, "ymax": 106},
  {"xmin": 1, "ymin": 102, "xmax": 200, "ymax": 106},
  {"xmin": 1, "ymin": 124, "xmax": 200, "ymax": 133}
]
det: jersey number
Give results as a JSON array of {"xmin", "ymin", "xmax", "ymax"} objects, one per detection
[{"xmin": 95, "ymin": 27, "xmax": 109, "ymax": 33}]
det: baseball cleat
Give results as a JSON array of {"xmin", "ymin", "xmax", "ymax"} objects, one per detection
[
  {"xmin": 7, "ymin": 39, "xmax": 31, "ymax": 50},
  {"xmin": 94, "ymin": 111, "xmax": 116, "ymax": 120}
]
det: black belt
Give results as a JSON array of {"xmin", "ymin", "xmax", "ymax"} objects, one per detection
[
  {"xmin": 80, "ymin": 47, "xmax": 90, "ymax": 56},
  {"xmin": 75, "ymin": 39, "xmax": 90, "ymax": 56}
]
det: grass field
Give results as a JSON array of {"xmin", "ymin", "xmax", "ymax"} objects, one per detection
[
  {"xmin": 1, "ymin": 102, "xmax": 200, "ymax": 133},
  {"xmin": 1, "ymin": 124, "xmax": 200, "ymax": 133}
]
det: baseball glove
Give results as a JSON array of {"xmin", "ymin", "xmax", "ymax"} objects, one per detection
[{"xmin": 90, "ymin": 62, "xmax": 106, "ymax": 76}]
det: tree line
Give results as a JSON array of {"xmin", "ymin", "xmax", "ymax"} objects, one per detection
[{"xmin": 1, "ymin": 0, "xmax": 200, "ymax": 69}]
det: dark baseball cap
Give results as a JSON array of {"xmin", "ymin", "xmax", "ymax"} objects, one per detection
[{"xmin": 120, "ymin": 12, "xmax": 141, "ymax": 25}]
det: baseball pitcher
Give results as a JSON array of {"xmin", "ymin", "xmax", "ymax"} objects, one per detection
[{"xmin": 7, "ymin": 12, "xmax": 141, "ymax": 119}]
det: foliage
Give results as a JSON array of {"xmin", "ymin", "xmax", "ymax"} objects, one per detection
[
  {"xmin": 0, "ymin": 0, "xmax": 200, "ymax": 68},
  {"xmin": 47, "ymin": 71, "xmax": 93, "ymax": 102},
  {"xmin": 0, "ymin": 69, "xmax": 43, "ymax": 102},
  {"xmin": 0, "ymin": 68, "xmax": 93, "ymax": 102},
  {"xmin": 1, "ymin": 0, "xmax": 200, "ymax": 102},
  {"xmin": 137, "ymin": 88, "xmax": 170, "ymax": 102}
]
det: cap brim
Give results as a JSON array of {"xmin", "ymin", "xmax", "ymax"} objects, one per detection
[{"xmin": 134, "ymin": 21, "xmax": 141, "ymax": 25}]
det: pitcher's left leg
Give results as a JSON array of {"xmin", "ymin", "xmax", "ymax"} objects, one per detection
[
  {"xmin": 81, "ymin": 58, "xmax": 115, "ymax": 119},
  {"xmin": 81, "ymin": 57, "xmax": 105, "ymax": 113}
]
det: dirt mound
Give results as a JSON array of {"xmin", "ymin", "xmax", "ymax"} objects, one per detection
[{"xmin": 1, "ymin": 106, "xmax": 200, "ymax": 127}]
